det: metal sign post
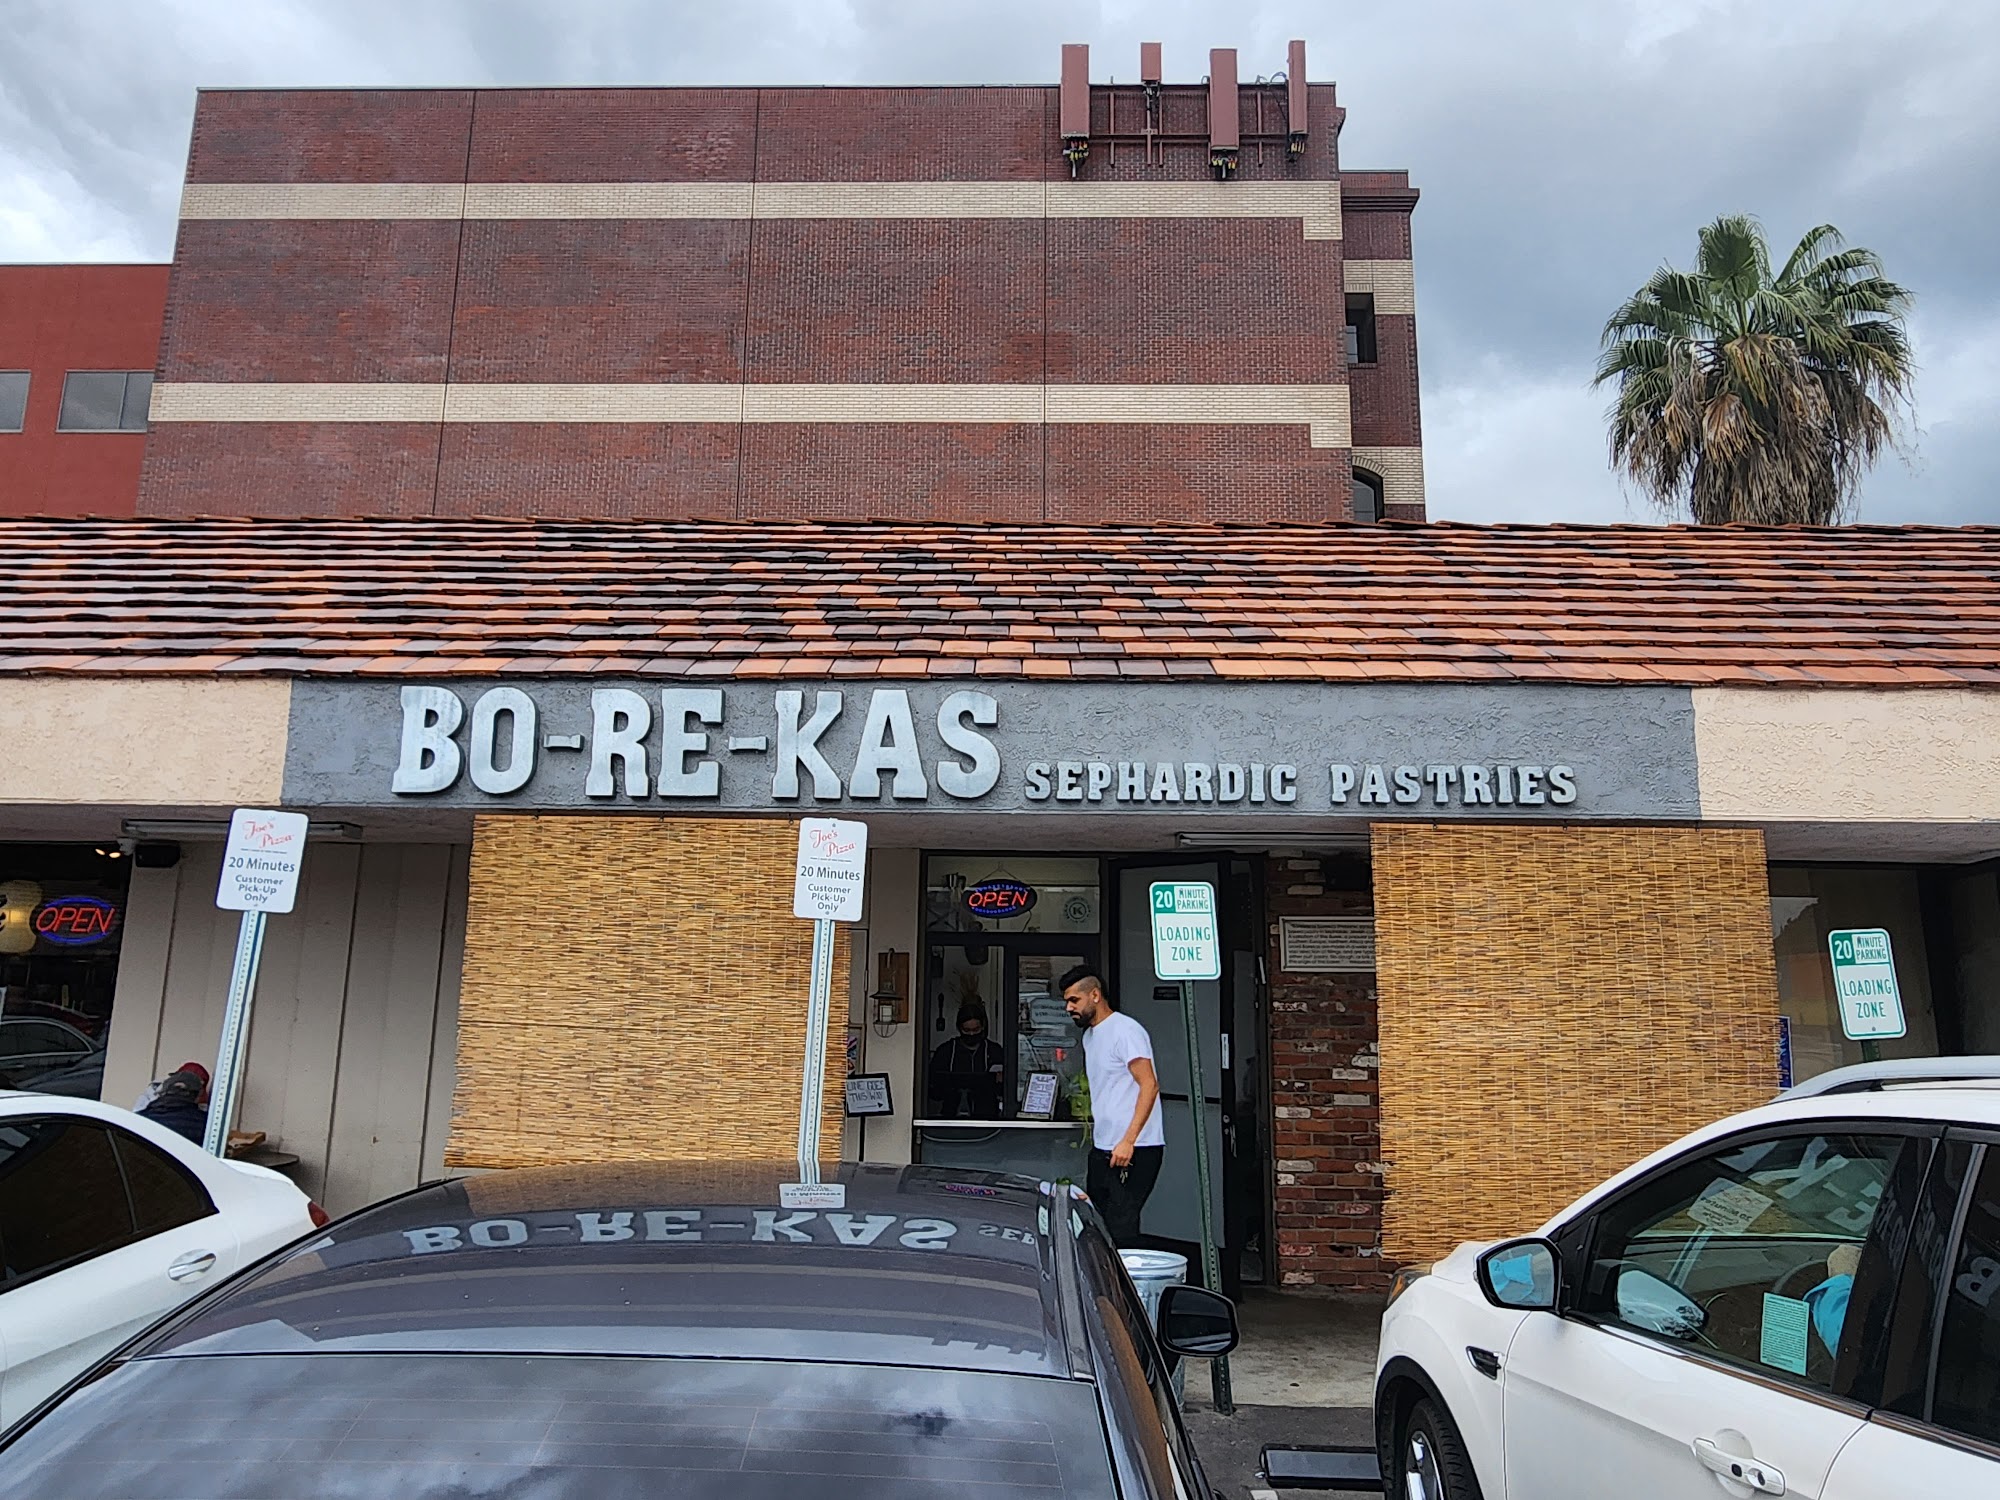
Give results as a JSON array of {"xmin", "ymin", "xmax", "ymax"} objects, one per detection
[
  {"xmin": 789, "ymin": 818, "xmax": 868, "ymax": 1207},
  {"xmin": 1149, "ymin": 881, "xmax": 1232, "ymax": 1415},
  {"xmin": 796, "ymin": 915, "xmax": 837, "ymax": 1185},
  {"xmin": 203, "ymin": 911, "xmax": 268, "ymax": 1157},
  {"xmin": 206, "ymin": 809, "xmax": 310, "ymax": 1157}
]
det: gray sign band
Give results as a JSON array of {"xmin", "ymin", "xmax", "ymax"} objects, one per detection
[{"xmin": 283, "ymin": 680, "xmax": 1700, "ymax": 819}]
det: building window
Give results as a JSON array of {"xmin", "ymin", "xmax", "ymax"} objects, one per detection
[
  {"xmin": 57, "ymin": 371, "xmax": 152, "ymax": 433},
  {"xmin": 1344, "ymin": 293, "xmax": 1378, "ymax": 366},
  {"xmin": 0, "ymin": 372, "xmax": 28, "ymax": 433},
  {"xmin": 1353, "ymin": 467, "xmax": 1385, "ymax": 522}
]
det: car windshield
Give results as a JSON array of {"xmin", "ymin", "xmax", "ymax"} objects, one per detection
[{"xmin": 0, "ymin": 1353, "xmax": 1118, "ymax": 1500}]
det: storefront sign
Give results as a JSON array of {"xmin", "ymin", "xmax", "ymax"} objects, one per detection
[
  {"xmin": 284, "ymin": 680, "xmax": 1702, "ymax": 820},
  {"xmin": 1828, "ymin": 928, "xmax": 1907, "ymax": 1040},
  {"xmin": 32, "ymin": 895, "xmax": 120, "ymax": 947},
  {"xmin": 964, "ymin": 878, "xmax": 1036, "ymax": 917},
  {"xmin": 1150, "ymin": 881, "xmax": 1222, "ymax": 982},
  {"xmin": 1279, "ymin": 916, "xmax": 1376, "ymax": 972}
]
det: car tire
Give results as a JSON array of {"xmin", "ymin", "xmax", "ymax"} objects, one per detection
[{"xmin": 1399, "ymin": 1396, "xmax": 1483, "ymax": 1500}]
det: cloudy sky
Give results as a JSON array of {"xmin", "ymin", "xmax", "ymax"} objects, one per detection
[{"xmin": 5, "ymin": 0, "xmax": 1995, "ymax": 523}]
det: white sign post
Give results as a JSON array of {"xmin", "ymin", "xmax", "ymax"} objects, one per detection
[
  {"xmin": 1829, "ymin": 928, "xmax": 1907, "ymax": 1045},
  {"xmin": 1147, "ymin": 879, "xmax": 1231, "ymax": 1412},
  {"xmin": 205, "ymin": 809, "xmax": 311, "ymax": 1156},
  {"xmin": 787, "ymin": 818, "xmax": 868, "ymax": 1206}
]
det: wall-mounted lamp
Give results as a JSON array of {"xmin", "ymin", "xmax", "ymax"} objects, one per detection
[{"xmin": 871, "ymin": 949, "xmax": 910, "ymax": 1038}]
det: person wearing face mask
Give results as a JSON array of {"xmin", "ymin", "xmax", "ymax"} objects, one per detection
[{"xmin": 927, "ymin": 1000, "xmax": 1006, "ymax": 1119}]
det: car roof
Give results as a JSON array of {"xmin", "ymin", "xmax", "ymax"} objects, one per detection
[{"xmin": 137, "ymin": 1161, "xmax": 1086, "ymax": 1380}]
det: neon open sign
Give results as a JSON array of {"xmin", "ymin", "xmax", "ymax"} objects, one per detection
[
  {"xmin": 964, "ymin": 879, "xmax": 1037, "ymax": 918},
  {"xmin": 34, "ymin": 896, "xmax": 120, "ymax": 946}
]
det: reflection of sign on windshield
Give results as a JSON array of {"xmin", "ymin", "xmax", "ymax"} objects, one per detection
[{"xmin": 396, "ymin": 1209, "xmax": 972, "ymax": 1258}]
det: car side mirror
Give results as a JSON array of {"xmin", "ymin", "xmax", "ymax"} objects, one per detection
[
  {"xmin": 1156, "ymin": 1283, "xmax": 1240, "ymax": 1359},
  {"xmin": 1476, "ymin": 1238, "xmax": 1560, "ymax": 1312}
]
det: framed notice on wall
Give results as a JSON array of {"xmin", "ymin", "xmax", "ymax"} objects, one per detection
[
  {"xmin": 1279, "ymin": 916, "xmax": 1377, "ymax": 972},
  {"xmin": 844, "ymin": 1074, "xmax": 894, "ymax": 1117}
]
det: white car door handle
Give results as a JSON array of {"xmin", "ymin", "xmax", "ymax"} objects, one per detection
[
  {"xmin": 1693, "ymin": 1438, "xmax": 1784, "ymax": 1495},
  {"xmin": 167, "ymin": 1250, "xmax": 218, "ymax": 1282}
]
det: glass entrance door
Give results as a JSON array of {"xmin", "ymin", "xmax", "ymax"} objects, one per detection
[{"xmin": 1109, "ymin": 855, "xmax": 1266, "ymax": 1293}]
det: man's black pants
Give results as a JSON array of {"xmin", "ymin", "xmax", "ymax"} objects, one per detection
[{"xmin": 1087, "ymin": 1145, "xmax": 1165, "ymax": 1247}]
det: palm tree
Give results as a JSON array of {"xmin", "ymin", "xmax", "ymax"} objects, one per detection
[{"xmin": 1596, "ymin": 215, "xmax": 1914, "ymax": 524}]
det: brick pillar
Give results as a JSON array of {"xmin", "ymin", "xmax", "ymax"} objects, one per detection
[{"xmin": 1265, "ymin": 854, "xmax": 1387, "ymax": 1293}]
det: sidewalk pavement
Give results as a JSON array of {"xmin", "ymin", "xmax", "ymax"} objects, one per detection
[
  {"xmin": 1178, "ymin": 1289, "xmax": 1385, "ymax": 1497},
  {"xmin": 1183, "ymin": 1403, "xmax": 1375, "ymax": 1499}
]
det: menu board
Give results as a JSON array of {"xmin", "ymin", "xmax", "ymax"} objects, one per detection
[{"xmin": 1020, "ymin": 1072, "xmax": 1060, "ymax": 1119}]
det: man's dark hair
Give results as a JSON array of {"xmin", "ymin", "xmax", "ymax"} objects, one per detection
[{"xmin": 1059, "ymin": 964, "xmax": 1115, "ymax": 1009}]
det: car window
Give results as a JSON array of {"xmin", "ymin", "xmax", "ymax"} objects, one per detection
[
  {"xmin": 0, "ymin": 1116, "xmax": 137, "ymax": 1288},
  {"xmin": 0, "ymin": 1353, "xmax": 1123, "ymax": 1499},
  {"xmin": 3, "ymin": 1023, "xmax": 77, "ymax": 1056},
  {"xmin": 1931, "ymin": 1145, "xmax": 2000, "ymax": 1445},
  {"xmin": 110, "ymin": 1127, "xmax": 214, "ymax": 1237},
  {"xmin": 1580, "ymin": 1130, "xmax": 1915, "ymax": 1392}
]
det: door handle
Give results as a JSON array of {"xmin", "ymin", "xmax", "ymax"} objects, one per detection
[
  {"xmin": 1692, "ymin": 1438, "xmax": 1784, "ymax": 1496},
  {"xmin": 167, "ymin": 1250, "xmax": 218, "ymax": 1282}
]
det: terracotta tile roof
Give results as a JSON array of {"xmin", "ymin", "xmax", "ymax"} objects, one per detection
[{"xmin": 1, "ymin": 517, "xmax": 1997, "ymax": 686}]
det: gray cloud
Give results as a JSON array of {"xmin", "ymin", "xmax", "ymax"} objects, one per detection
[{"xmin": 3, "ymin": 0, "xmax": 1993, "ymax": 522}]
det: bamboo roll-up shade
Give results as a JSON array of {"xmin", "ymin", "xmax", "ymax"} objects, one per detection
[
  {"xmin": 446, "ymin": 815, "xmax": 848, "ymax": 1170},
  {"xmin": 1371, "ymin": 823, "xmax": 1778, "ymax": 1264}
]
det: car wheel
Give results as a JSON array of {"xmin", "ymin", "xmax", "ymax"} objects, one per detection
[{"xmin": 1400, "ymin": 1396, "xmax": 1482, "ymax": 1500}]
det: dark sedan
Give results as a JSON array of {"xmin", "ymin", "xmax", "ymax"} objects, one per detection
[{"xmin": 0, "ymin": 1161, "xmax": 1237, "ymax": 1498}]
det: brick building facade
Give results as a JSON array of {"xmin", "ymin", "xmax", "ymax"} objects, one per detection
[
  {"xmin": 136, "ymin": 47, "xmax": 1423, "ymax": 525},
  {"xmin": 0, "ymin": 265, "xmax": 167, "ymax": 517},
  {"xmin": 1266, "ymin": 857, "xmax": 1385, "ymax": 1291}
]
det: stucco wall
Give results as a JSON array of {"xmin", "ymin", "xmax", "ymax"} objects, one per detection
[
  {"xmin": 1694, "ymin": 687, "xmax": 2000, "ymax": 823},
  {"xmin": 0, "ymin": 678, "xmax": 289, "ymax": 805}
]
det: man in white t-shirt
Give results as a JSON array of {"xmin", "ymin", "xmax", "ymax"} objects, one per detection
[{"xmin": 1061, "ymin": 964, "xmax": 1164, "ymax": 1246}]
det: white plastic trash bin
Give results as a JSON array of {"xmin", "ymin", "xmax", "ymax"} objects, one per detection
[{"xmin": 1119, "ymin": 1248, "xmax": 1189, "ymax": 1398}]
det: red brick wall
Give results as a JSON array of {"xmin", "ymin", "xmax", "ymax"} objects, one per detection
[
  {"xmin": 0, "ymin": 264, "xmax": 166, "ymax": 517},
  {"xmin": 1266, "ymin": 855, "xmax": 1387, "ymax": 1292},
  {"xmin": 162, "ymin": 220, "xmax": 459, "ymax": 382},
  {"xmin": 1349, "ymin": 314, "xmax": 1422, "ymax": 448},
  {"xmin": 141, "ymin": 85, "xmax": 1419, "ymax": 525}
]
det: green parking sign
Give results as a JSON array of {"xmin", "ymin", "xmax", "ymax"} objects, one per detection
[
  {"xmin": 1828, "ymin": 928, "xmax": 1906, "ymax": 1040},
  {"xmin": 1150, "ymin": 881, "xmax": 1221, "ymax": 981}
]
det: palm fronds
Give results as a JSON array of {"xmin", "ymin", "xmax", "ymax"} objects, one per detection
[{"xmin": 1595, "ymin": 216, "xmax": 1914, "ymax": 524}]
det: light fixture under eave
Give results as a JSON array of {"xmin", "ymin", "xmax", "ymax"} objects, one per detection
[
  {"xmin": 1174, "ymin": 830, "xmax": 1373, "ymax": 852},
  {"xmin": 120, "ymin": 818, "xmax": 363, "ymax": 842}
]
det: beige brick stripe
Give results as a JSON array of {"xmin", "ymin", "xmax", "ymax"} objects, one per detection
[
  {"xmin": 180, "ymin": 179, "xmax": 1341, "ymax": 239},
  {"xmin": 1342, "ymin": 259, "xmax": 1416, "ymax": 314},
  {"xmin": 152, "ymin": 382, "xmax": 1352, "ymax": 447},
  {"xmin": 150, "ymin": 383, "xmax": 448, "ymax": 423},
  {"xmin": 1351, "ymin": 445, "xmax": 1425, "ymax": 508}
]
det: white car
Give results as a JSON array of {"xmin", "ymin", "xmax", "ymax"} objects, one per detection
[
  {"xmin": 0, "ymin": 1092, "xmax": 324, "ymax": 1427},
  {"xmin": 1375, "ymin": 1060, "xmax": 2000, "ymax": 1500}
]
